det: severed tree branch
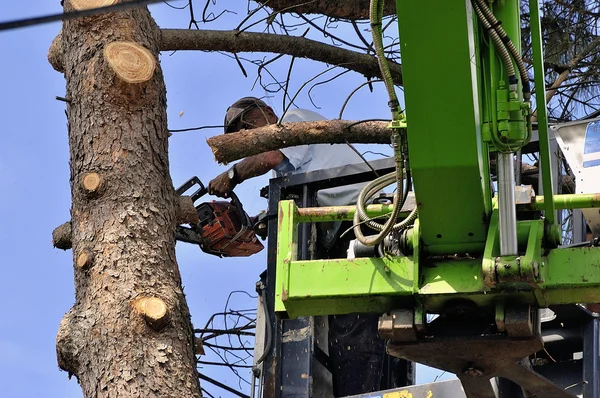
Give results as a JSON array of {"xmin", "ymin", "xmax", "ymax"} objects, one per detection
[
  {"xmin": 160, "ymin": 29, "xmax": 402, "ymax": 85},
  {"xmin": 206, "ymin": 120, "xmax": 391, "ymax": 163},
  {"xmin": 253, "ymin": 0, "xmax": 396, "ymax": 20},
  {"xmin": 206, "ymin": 120, "xmax": 576, "ymax": 193}
]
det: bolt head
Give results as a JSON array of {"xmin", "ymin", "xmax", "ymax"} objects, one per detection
[{"xmin": 463, "ymin": 366, "xmax": 485, "ymax": 378}]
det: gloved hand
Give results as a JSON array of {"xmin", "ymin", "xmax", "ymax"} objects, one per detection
[{"xmin": 208, "ymin": 171, "xmax": 237, "ymax": 198}]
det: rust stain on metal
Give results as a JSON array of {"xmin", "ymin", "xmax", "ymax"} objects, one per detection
[
  {"xmin": 282, "ymin": 286, "xmax": 288, "ymax": 302},
  {"xmin": 278, "ymin": 203, "xmax": 284, "ymax": 230}
]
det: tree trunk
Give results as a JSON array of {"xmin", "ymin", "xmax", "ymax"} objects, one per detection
[{"xmin": 53, "ymin": 2, "xmax": 201, "ymax": 397}]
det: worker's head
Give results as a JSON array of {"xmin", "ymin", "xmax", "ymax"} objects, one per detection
[{"xmin": 223, "ymin": 97, "xmax": 278, "ymax": 134}]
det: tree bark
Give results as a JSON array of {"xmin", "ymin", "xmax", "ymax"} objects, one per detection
[
  {"xmin": 253, "ymin": 0, "xmax": 396, "ymax": 20},
  {"xmin": 54, "ymin": 2, "xmax": 201, "ymax": 397},
  {"xmin": 206, "ymin": 120, "xmax": 391, "ymax": 163}
]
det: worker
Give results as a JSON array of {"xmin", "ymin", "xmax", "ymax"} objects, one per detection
[{"xmin": 208, "ymin": 96, "xmax": 386, "ymax": 397}]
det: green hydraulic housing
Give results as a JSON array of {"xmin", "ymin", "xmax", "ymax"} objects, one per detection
[
  {"xmin": 396, "ymin": 0, "xmax": 490, "ymax": 255},
  {"xmin": 273, "ymin": 0, "xmax": 598, "ymax": 320},
  {"xmin": 275, "ymin": 196, "xmax": 600, "ymax": 319}
]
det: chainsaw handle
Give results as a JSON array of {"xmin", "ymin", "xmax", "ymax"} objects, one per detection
[
  {"xmin": 175, "ymin": 176, "xmax": 208, "ymax": 205},
  {"xmin": 228, "ymin": 191, "xmax": 250, "ymax": 227}
]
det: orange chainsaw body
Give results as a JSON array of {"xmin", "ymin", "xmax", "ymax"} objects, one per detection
[{"xmin": 196, "ymin": 201, "xmax": 264, "ymax": 257}]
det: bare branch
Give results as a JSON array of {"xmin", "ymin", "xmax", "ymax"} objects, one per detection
[
  {"xmin": 253, "ymin": 0, "xmax": 396, "ymax": 20},
  {"xmin": 159, "ymin": 29, "xmax": 402, "ymax": 85},
  {"xmin": 545, "ymin": 36, "xmax": 600, "ymax": 104}
]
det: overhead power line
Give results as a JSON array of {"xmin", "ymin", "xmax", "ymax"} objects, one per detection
[{"xmin": 0, "ymin": 0, "xmax": 175, "ymax": 32}]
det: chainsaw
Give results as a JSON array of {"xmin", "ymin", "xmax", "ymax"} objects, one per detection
[{"xmin": 175, "ymin": 176, "xmax": 264, "ymax": 257}]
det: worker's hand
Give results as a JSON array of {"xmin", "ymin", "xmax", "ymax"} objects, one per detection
[{"xmin": 208, "ymin": 171, "xmax": 236, "ymax": 198}]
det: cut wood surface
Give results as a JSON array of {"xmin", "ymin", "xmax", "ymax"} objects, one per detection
[
  {"xmin": 71, "ymin": 0, "xmax": 119, "ymax": 11},
  {"xmin": 104, "ymin": 41, "xmax": 156, "ymax": 84},
  {"xmin": 76, "ymin": 249, "xmax": 94, "ymax": 269},
  {"xmin": 82, "ymin": 172, "xmax": 102, "ymax": 194},
  {"xmin": 135, "ymin": 297, "xmax": 169, "ymax": 331}
]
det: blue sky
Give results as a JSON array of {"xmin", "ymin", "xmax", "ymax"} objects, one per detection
[{"xmin": 0, "ymin": 2, "xmax": 451, "ymax": 397}]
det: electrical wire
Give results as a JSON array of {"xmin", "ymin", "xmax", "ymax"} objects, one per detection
[{"xmin": 0, "ymin": 0, "xmax": 173, "ymax": 32}]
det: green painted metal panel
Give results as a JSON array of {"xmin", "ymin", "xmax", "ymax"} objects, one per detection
[
  {"xmin": 275, "ymin": 200, "xmax": 298, "ymax": 314},
  {"xmin": 276, "ymin": 246, "xmax": 600, "ymax": 318},
  {"xmin": 283, "ymin": 257, "xmax": 415, "ymax": 318},
  {"xmin": 396, "ymin": 0, "xmax": 490, "ymax": 254},
  {"xmin": 529, "ymin": 0, "xmax": 557, "ymax": 229}
]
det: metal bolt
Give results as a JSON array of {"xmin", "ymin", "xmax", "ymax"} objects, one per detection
[
  {"xmin": 463, "ymin": 366, "xmax": 485, "ymax": 378},
  {"xmin": 532, "ymin": 261, "xmax": 540, "ymax": 279}
]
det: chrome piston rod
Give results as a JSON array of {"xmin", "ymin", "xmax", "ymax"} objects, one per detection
[{"xmin": 498, "ymin": 153, "xmax": 518, "ymax": 255}]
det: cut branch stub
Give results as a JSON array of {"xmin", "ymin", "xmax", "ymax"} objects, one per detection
[
  {"xmin": 193, "ymin": 336, "xmax": 205, "ymax": 356},
  {"xmin": 76, "ymin": 249, "xmax": 94, "ymax": 269},
  {"xmin": 70, "ymin": 0, "xmax": 119, "ymax": 11},
  {"xmin": 134, "ymin": 297, "xmax": 170, "ymax": 331},
  {"xmin": 48, "ymin": 33, "xmax": 64, "ymax": 73},
  {"xmin": 176, "ymin": 196, "xmax": 200, "ymax": 225},
  {"xmin": 104, "ymin": 42, "xmax": 156, "ymax": 84},
  {"xmin": 53, "ymin": 221, "xmax": 72, "ymax": 250},
  {"xmin": 82, "ymin": 172, "xmax": 103, "ymax": 195}
]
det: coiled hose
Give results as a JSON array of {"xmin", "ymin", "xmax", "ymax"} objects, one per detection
[
  {"xmin": 474, "ymin": 0, "xmax": 531, "ymax": 101},
  {"xmin": 472, "ymin": 1, "xmax": 517, "ymax": 87}
]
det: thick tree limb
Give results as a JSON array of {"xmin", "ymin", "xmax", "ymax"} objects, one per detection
[
  {"xmin": 48, "ymin": 29, "xmax": 403, "ymax": 85},
  {"xmin": 209, "ymin": 122, "xmax": 575, "ymax": 194},
  {"xmin": 160, "ymin": 29, "xmax": 402, "ymax": 85},
  {"xmin": 254, "ymin": 0, "xmax": 396, "ymax": 20},
  {"xmin": 532, "ymin": 36, "xmax": 600, "ymax": 121},
  {"xmin": 206, "ymin": 120, "xmax": 391, "ymax": 163},
  {"xmin": 545, "ymin": 36, "xmax": 600, "ymax": 105}
]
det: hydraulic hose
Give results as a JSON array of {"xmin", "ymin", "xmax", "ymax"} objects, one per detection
[
  {"xmin": 474, "ymin": 0, "xmax": 531, "ymax": 101},
  {"xmin": 472, "ymin": 1, "xmax": 517, "ymax": 88},
  {"xmin": 370, "ymin": 0, "xmax": 401, "ymax": 120},
  {"xmin": 353, "ymin": 134, "xmax": 404, "ymax": 246},
  {"xmin": 354, "ymin": 0, "xmax": 417, "ymax": 247}
]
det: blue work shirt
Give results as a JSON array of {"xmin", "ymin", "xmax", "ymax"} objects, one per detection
[{"xmin": 273, "ymin": 109, "xmax": 372, "ymax": 248}]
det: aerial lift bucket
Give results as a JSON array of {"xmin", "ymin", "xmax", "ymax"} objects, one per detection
[{"xmin": 552, "ymin": 118, "xmax": 600, "ymax": 237}]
